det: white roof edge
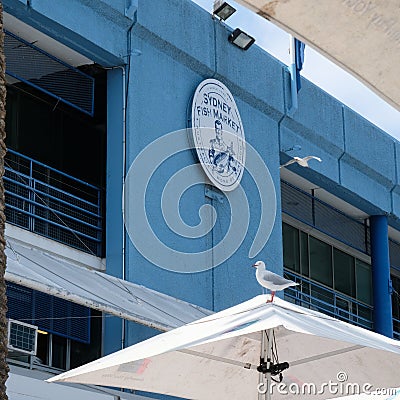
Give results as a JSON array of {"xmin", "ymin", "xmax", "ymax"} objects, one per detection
[
  {"xmin": 5, "ymin": 235, "xmax": 211, "ymax": 332},
  {"xmin": 5, "ymin": 223, "xmax": 105, "ymax": 271}
]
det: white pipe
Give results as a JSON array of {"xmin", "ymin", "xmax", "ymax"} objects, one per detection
[
  {"xmin": 117, "ymin": 65, "xmax": 126, "ymax": 285},
  {"xmin": 121, "ymin": 64, "xmax": 127, "ymax": 350},
  {"xmin": 119, "ymin": 65, "xmax": 127, "ymax": 349},
  {"xmin": 258, "ymin": 329, "xmax": 273, "ymax": 400},
  {"xmin": 258, "ymin": 330, "xmax": 266, "ymax": 400}
]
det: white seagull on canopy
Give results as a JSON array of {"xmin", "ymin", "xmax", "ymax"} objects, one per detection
[{"xmin": 252, "ymin": 260, "xmax": 298, "ymax": 302}]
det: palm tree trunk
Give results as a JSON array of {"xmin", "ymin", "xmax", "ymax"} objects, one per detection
[{"xmin": 0, "ymin": 2, "xmax": 8, "ymax": 399}]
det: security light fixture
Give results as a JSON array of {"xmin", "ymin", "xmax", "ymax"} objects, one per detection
[
  {"xmin": 228, "ymin": 28, "xmax": 255, "ymax": 50},
  {"xmin": 213, "ymin": 1, "xmax": 236, "ymax": 21}
]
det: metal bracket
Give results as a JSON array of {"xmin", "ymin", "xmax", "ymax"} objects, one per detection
[
  {"xmin": 257, "ymin": 358, "xmax": 289, "ymax": 376},
  {"xmin": 205, "ymin": 186, "xmax": 224, "ymax": 203},
  {"xmin": 389, "ymin": 279, "xmax": 393, "ymax": 295},
  {"xmin": 125, "ymin": 0, "xmax": 138, "ymax": 20}
]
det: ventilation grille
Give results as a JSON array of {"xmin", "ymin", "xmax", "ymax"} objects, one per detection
[
  {"xmin": 281, "ymin": 180, "xmax": 368, "ymax": 254},
  {"xmin": 7, "ymin": 282, "xmax": 90, "ymax": 344},
  {"xmin": 4, "ymin": 30, "xmax": 94, "ymax": 116}
]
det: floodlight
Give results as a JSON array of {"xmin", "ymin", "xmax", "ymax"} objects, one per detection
[
  {"xmin": 213, "ymin": 1, "xmax": 236, "ymax": 21},
  {"xmin": 228, "ymin": 28, "xmax": 255, "ymax": 50}
]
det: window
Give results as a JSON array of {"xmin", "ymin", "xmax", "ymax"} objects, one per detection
[
  {"xmin": 6, "ymin": 282, "xmax": 101, "ymax": 370},
  {"xmin": 309, "ymin": 236, "xmax": 332, "ymax": 287},
  {"xmin": 391, "ymin": 274, "xmax": 400, "ymax": 338},
  {"xmin": 282, "ymin": 223, "xmax": 309, "ymax": 276},
  {"xmin": 70, "ymin": 310, "xmax": 101, "ymax": 369},
  {"xmin": 283, "ymin": 223, "xmax": 299, "ymax": 272},
  {"xmin": 356, "ymin": 260, "xmax": 372, "ymax": 305},
  {"xmin": 299, "ymin": 231, "xmax": 309, "ymax": 276},
  {"xmin": 282, "ymin": 222, "xmax": 373, "ymax": 329},
  {"xmin": 283, "ymin": 222, "xmax": 372, "ymax": 305},
  {"xmin": 334, "ymin": 248, "xmax": 355, "ymax": 297},
  {"xmin": 5, "ymin": 66, "xmax": 106, "ymax": 187},
  {"xmin": 52, "ymin": 335, "xmax": 67, "ymax": 370},
  {"xmin": 34, "ymin": 309, "xmax": 102, "ymax": 370}
]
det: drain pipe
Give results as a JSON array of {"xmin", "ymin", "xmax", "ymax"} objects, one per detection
[
  {"xmin": 119, "ymin": 14, "xmax": 140, "ymax": 349},
  {"xmin": 108, "ymin": 62, "xmax": 127, "ymax": 350},
  {"xmin": 117, "ymin": 63, "xmax": 127, "ymax": 350}
]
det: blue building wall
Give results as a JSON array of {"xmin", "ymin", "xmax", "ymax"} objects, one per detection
[{"xmin": 4, "ymin": 0, "xmax": 399, "ymax": 350}]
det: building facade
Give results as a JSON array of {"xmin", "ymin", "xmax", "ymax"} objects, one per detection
[{"xmin": 2, "ymin": 0, "xmax": 400, "ymax": 398}]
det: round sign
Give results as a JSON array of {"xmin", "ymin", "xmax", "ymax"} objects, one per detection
[{"xmin": 191, "ymin": 79, "xmax": 246, "ymax": 192}]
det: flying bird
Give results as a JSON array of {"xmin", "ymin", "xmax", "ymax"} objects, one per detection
[
  {"xmin": 280, "ymin": 156, "xmax": 322, "ymax": 169},
  {"xmin": 252, "ymin": 261, "xmax": 298, "ymax": 302}
]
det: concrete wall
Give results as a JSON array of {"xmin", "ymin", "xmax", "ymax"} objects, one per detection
[
  {"xmin": 4, "ymin": 0, "xmax": 400, "ymax": 351},
  {"xmin": 280, "ymin": 78, "xmax": 400, "ymax": 226}
]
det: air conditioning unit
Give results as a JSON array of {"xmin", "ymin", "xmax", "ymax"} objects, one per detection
[{"xmin": 7, "ymin": 319, "xmax": 38, "ymax": 355}]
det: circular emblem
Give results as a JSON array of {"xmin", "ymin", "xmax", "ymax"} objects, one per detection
[{"xmin": 191, "ymin": 79, "xmax": 246, "ymax": 192}]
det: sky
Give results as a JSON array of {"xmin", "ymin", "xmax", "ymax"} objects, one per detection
[{"xmin": 192, "ymin": 0, "xmax": 400, "ymax": 141}]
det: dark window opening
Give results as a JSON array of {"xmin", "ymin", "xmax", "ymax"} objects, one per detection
[
  {"xmin": 5, "ymin": 63, "xmax": 106, "ymax": 188},
  {"xmin": 7, "ymin": 281, "xmax": 102, "ymax": 370},
  {"xmin": 283, "ymin": 222, "xmax": 373, "ymax": 330}
]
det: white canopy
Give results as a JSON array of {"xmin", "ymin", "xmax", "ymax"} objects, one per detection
[
  {"xmin": 235, "ymin": 0, "xmax": 400, "ymax": 112},
  {"xmin": 5, "ymin": 238, "xmax": 210, "ymax": 331},
  {"xmin": 48, "ymin": 296, "xmax": 400, "ymax": 399},
  {"xmin": 330, "ymin": 389, "xmax": 400, "ymax": 399}
]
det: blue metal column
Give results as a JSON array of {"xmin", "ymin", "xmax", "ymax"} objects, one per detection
[
  {"xmin": 370, "ymin": 215, "xmax": 393, "ymax": 337},
  {"xmin": 104, "ymin": 68, "xmax": 124, "ymax": 355}
]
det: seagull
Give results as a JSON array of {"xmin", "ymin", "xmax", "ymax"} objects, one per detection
[
  {"xmin": 280, "ymin": 156, "xmax": 322, "ymax": 169},
  {"xmin": 252, "ymin": 261, "xmax": 298, "ymax": 302}
]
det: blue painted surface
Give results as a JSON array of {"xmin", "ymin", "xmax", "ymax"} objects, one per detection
[
  {"xmin": 3, "ymin": 0, "xmax": 130, "ymax": 66},
  {"xmin": 121, "ymin": 0, "xmax": 284, "ymax": 322},
  {"xmin": 370, "ymin": 215, "xmax": 393, "ymax": 337},
  {"xmin": 214, "ymin": 22, "xmax": 285, "ymax": 117},
  {"xmin": 117, "ymin": 0, "xmax": 400, "ymax": 344},
  {"xmin": 340, "ymin": 108, "xmax": 396, "ymax": 213},
  {"xmin": 136, "ymin": 0, "xmax": 215, "ymax": 74},
  {"xmin": 391, "ymin": 141, "xmax": 400, "ymax": 219},
  {"xmin": 5, "ymin": 0, "xmax": 400, "ymax": 377},
  {"xmin": 280, "ymin": 76, "xmax": 400, "ymax": 229},
  {"xmin": 280, "ymin": 79, "xmax": 345, "ymax": 191},
  {"xmin": 123, "ymin": 30, "xmax": 215, "ymax": 314},
  {"xmin": 104, "ymin": 68, "xmax": 124, "ymax": 355},
  {"xmin": 283, "ymin": 79, "xmax": 345, "ymax": 151}
]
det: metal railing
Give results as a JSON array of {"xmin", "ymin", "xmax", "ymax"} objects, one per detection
[
  {"xmin": 390, "ymin": 240, "xmax": 400, "ymax": 270},
  {"xmin": 393, "ymin": 317, "xmax": 400, "ymax": 340},
  {"xmin": 284, "ymin": 270, "xmax": 374, "ymax": 330},
  {"xmin": 4, "ymin": 149, "xmax": 103, "ymax": 256}
]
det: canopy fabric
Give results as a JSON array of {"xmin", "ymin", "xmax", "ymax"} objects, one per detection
[
  {"xmin": 235, "ymin": 0, "xmax": 400, "ymax": 112},
  {"xmin": 48, "ymin": 296, "xmax": 400, "ymax": 399},
  {"xmin": 331, "ymin": 388, "xmax": 400, "ymax": 399},
  {"xmin": 5, "ymin": 238, "xmax": 210, "ymax": 331}
]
